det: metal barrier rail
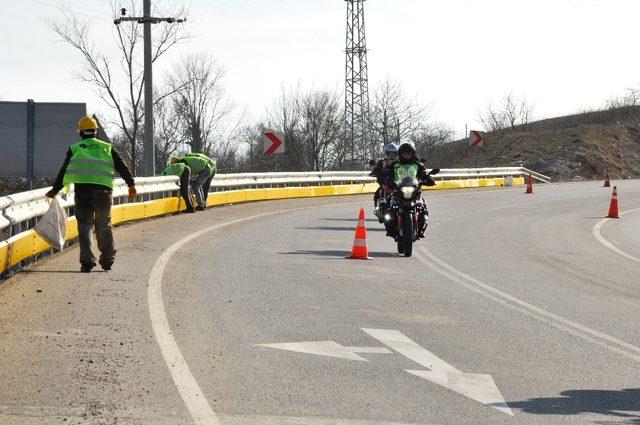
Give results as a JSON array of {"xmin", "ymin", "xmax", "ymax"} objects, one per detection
[{"xmin": 0, "ymin": 167, "xmax": 548, "ymax": 241}]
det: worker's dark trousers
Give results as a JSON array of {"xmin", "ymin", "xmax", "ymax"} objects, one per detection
[
  {"xmin": 191, "ymin": 165, "xmax": 212, "ymax": 208},
  {"xmin": 202, "ymin": 173, "xmax": 215, "ymax": 202},
  {"xmin": 179, "ymin": 169, "xmax": 195, "ymax": 211},
  {"xmin": 74, "ymin": 190, "xmax": 115, "ymax": 267}
]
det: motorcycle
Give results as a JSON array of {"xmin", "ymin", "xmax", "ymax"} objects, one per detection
[{"xmin": 383, "ymin": 167, "xmax": 440, "ymax": 257}]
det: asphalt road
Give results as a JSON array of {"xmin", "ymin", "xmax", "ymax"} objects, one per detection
[{"xmin": 1, "ymin": 181, "xmax": 640, "ymax": 424}]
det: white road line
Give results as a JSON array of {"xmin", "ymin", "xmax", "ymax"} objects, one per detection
[
  {"xmin": 592, "ymin": 207, "xmax": 640, "ymax": 264},
  {"xmin": 362, "ymin": 329, "xmax": 455, "ymax": 372},
  {"xmin": 362, "ymin": 329, "xmax": 513, "ymax": 416},
  {"xmin": 148, "ymin": 210, "xmax": 307, "ymax": 425},
  {"xmin": 415, "ymin": 248, "xmax": 640, "ymax": 363},
  {"xmin": 256, "ymin": 341, "xmax": 391, "ymax": 361},
  {"xmin": 148, "ymin": 202, "xmax": 361, "ymax": 425}
]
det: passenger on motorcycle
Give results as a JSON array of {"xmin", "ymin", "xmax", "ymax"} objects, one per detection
[
  {"xmin": 370, "ymin": 143, "xmax": 398, "ymax": 198},
  {"xmin": 383, "ymin": 142, "xmax": 436, "ymax": 237},
  {"xmin": 370, "ymin": 143, "xmax": 399, "ymax": 222}
]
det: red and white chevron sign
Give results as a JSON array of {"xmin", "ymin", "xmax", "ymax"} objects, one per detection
[
  {"xmin": 469, "ymin": 130, "xmax": 484, "ymax": 148},
  {"xmin": 263, "ymin": 132, "xmax": 285, "ymax": 155}
]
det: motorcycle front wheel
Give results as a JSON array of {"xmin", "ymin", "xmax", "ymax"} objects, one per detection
[{"xmin": 402, "ymin": 212, "xmax": 413, "ymax": 257}]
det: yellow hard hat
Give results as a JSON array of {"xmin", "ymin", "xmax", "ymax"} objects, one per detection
[
  {"xmin": 77, "ymin": 116, "xmax": 99, "ymax": 133},
  {"xmin": 169, "ymin": 156, "xmax": 180, "ymax": 165}
]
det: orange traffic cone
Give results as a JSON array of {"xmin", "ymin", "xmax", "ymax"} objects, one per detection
[
  {"xmin": 346, "ymin": 208, "xmax": 373, "ymax": 260},
  {"xmin": 607, "ymin": 186, "xmax": 620, "ymax": 218},
  {"xmin": 525, "ymin": 174, "xmax": 533, "ymax": 194},
  {"xmin": 603, "ymin": 173, "xmax": 611, "ymax": 187}
]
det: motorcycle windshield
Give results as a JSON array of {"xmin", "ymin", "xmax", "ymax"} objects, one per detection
[{"xmin": 395, "ymin": 164, "xmax": 418, "ymax": 184}]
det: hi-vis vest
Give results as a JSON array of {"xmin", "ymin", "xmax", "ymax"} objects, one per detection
[
  {"xmin": 63, "ymin": 138, "xmax": 115, "ymax": 189},
  {"xmin": 185, "ymin": 153, "xmax": 217, "ymax": 174},
  {"xmin": 179, "ymin": 155, "xmax": 208, "ymax": 175},
  {"xmin": 161, "ymin": 163, "xmax": 188, "ymax": 177},
  {"xmin": 393, "ymin": 163, "xmax": 419, "ymax": 182}
]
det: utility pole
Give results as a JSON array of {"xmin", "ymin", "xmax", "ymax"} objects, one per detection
[
  {"xmin": 344, "ymin": 0, "xmax": 370, "ymax": 169},
  {"xmin": 114, "ymin": 2, "xmax": 185, "ymax": 176}
]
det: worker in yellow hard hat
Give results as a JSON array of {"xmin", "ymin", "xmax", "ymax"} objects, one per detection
[{"xmin": 46, "ymin": 115, "xmax": 137, "ymax": 273}]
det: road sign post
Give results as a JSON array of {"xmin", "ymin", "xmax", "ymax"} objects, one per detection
[
  {"xmin": 469, "ymin": 130, "xmax": 485, "ymax": 168},
  {"xmin": 263, "ymin": 132, "xmax": 285, "ymax": 172}
]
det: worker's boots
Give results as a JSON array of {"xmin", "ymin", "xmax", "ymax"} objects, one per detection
[
  {"xmin": 80, "ymin": 263, "xmax": 95, "ymax": 273},
  {"xmin": 99, "ymin": 260, "xmax": 113, "ymax": 271}
]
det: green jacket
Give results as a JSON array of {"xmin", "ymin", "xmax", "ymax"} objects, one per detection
[
  {"xmin": 178, "ymin": 155, "xmax": 208, "ymax": 175},
  {"xmin": 392, "ymin": 162, "xmax": 420, "ymax": 182},
  {"xmin": 63, "ymin": 138, "xmax": 115, "ymax": 189},
  {"xmin": 185, "ymin": 153, "xmax": 217, "ymax": 175},
  {"xmin": 161, "ymin": 163, "xmax": 189, "ymax": 177}
]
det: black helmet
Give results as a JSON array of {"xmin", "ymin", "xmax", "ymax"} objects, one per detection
[{"xmin": 397, "ymin": 142, "xmax": 416, "ymax": 163}]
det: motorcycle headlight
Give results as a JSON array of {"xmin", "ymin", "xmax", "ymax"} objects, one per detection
[{"xmin": 401, "ymin": 186, "xmax": 415, "ymax": 198}]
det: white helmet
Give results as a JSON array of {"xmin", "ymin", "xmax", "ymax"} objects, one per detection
[{"xmin": 384, "ymin": 143, "xmax": 398, "ymax": 158}]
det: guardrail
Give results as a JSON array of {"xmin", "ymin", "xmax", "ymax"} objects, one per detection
[{"xmin": 0, "ymin": 167, "xmax": 547, "ymax": 276}]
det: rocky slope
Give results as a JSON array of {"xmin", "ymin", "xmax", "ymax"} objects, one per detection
[{"xmin": 436, "ymin": 106, "xmax": 640, "ymax": 182}]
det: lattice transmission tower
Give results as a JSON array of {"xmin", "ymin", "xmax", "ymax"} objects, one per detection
[{"xmin": 344, "ymin": 0, "xmax": 371, "ymax": 168}]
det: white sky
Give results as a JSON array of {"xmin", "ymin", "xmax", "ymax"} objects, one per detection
[{"xmin": 2, "ymin": 0, "xmax": 639, "ymax": 137}]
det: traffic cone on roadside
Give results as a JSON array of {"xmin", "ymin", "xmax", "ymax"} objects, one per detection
[
  {"xmin": 607, "ymin": 186, "xmax": 620, "ymax": 218},
  {"xmin": 346, "ymin": 208, "xmax": 373, "ymax": 260},
  {"xmin": 525, "ymin": 174, "xmax": 534, "ymax": 194},
  {"xmin": 603, "ymin": 173, "xmax": 611, "ymax": 187}
]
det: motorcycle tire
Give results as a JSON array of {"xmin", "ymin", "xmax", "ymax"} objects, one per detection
[
  {"xmin": 402, "ymin": 213, "xmax": 413, "ymax": 257},
  {"xmin": 397, "ymin": 240, "xmax": 404, "ymax": 254}
]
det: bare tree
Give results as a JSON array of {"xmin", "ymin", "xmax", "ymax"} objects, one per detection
[
  {"xmin": 237, "ymin": 87, "xmax": 344, "ymax": 172},
  {"xmin": 265, "ymin": 87, "xmax": 344, "ymax": 171},
  {"xmin": 410, "ymin": 123, "xmax": 455, "ymax": 165},
  {"xmin": 153, "ymin": 90, "xmax": 184, "ymax": 170},
  {"xmin": 606, "ymin": 86, "xmax": 640, "ymax": 109},
  {"xmin": 166, "ymin": 52, "xmax": 244, "ymax": 171},
  {"xmin": 298, "ymin": 90, "xmax": 343, "ymax": 171},
  {"xmin": 369, "ymin": 78, "xmax": 431, "ymax": 150},
  {"xmin": 479, "ymin": 92, "xmax": 535, "ymax": 132},
  {"xmin": 48, "ymin": 0, "xmax": 189, "ymax": 174}
]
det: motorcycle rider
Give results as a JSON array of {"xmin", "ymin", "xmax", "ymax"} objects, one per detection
[
  {"xmin": 383, "ymin": 141, "xmax": 436, "ymax": 238},
  {"xmin": 370, "ymin": 143, "xmax": 398, "ymax": 209}
]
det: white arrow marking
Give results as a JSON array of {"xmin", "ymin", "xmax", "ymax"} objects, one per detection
[
  {"xmin": 256, "ymin": 341, "xmax": 391, "ymax": 361},
  {"xmin": 362, "ymin": 329, "xmax": 513, "ymax": 416}
]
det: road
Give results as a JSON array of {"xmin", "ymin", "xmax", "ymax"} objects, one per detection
[{"xmin": 1, "ymin": 181, "xmax": 640, "ymax": 424}]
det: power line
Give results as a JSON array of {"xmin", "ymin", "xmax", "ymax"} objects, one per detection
[{"xmin": 31, "ymin": 0, "xmax": 108, "ymax": 21}]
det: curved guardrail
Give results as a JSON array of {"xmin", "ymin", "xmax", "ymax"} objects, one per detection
[{"xmin": 0, "ymin": 167, "xmax": 547, "ymax": 277}]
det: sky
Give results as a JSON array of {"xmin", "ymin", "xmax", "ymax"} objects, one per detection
[{"xmin": 2, "ymin": 0, "xmax": 640, "ymax": 138}]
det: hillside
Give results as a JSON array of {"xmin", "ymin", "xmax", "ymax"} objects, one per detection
[{"xmin": 435, "ymin": 106, "xmax": 640, "ymax": 182}]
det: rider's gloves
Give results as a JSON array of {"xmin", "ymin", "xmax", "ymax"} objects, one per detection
[{"xmin": 423, "ymin": 176, "xmax": 437, "ymax": 187}]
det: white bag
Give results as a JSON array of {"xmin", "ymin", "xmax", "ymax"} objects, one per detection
[{"xmin": 34, "ymin": 197, "xmax": 68, "ymax": 251}]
